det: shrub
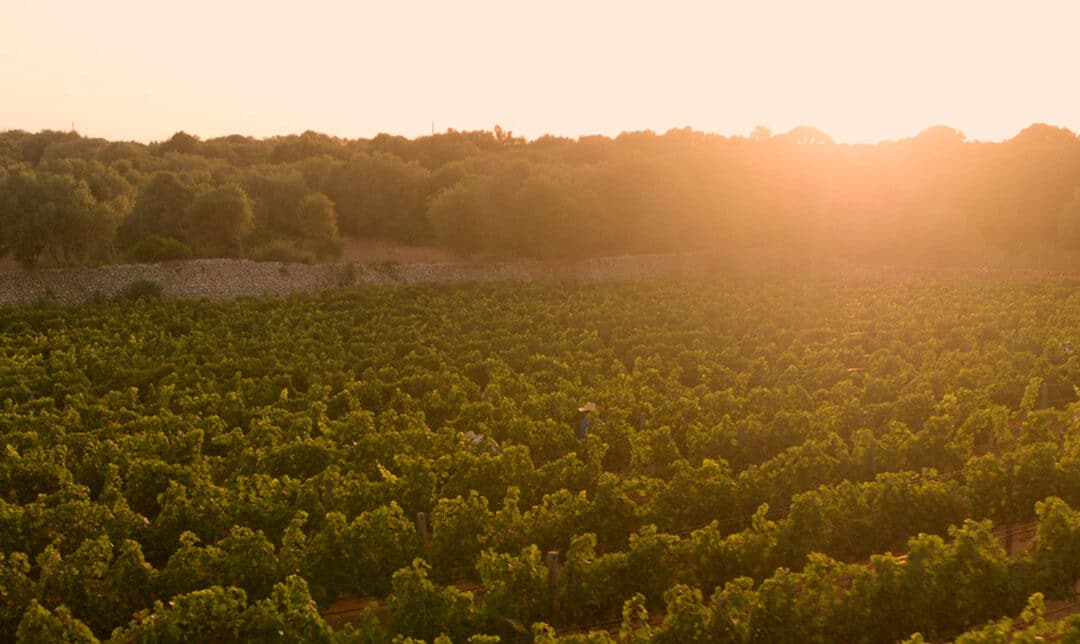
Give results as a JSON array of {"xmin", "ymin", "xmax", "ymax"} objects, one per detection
[
  {"xmin": 250, "ymin": 240, "xmax": 316, "ymax": 264},
  {"xmin": 115, "ymin": 279, "xmax": 163, "ymax": 302},
  {"xmin": 125, "ymin": 235, "xmax": 194, "ymax": 263}
]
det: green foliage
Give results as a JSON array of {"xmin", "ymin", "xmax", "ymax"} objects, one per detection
[
  {"xmin": 157, "ymin": 131, "xmax": 202, "ymax": 156},
  {"xmin": 651, "ymin": 585, "xmax": 712, "ymax": 644},
  {"xmin": 1061, "ymin": 188, "xmax": 1080, "ymax": 249},
  {"xmin": 429, "ymin": 492, "xmax": 493, "ymax": 574},
  {"xmin": 244, "ymin": 188, "xmax": 345, "ymax": 261},
  {"xmin": 427, "ymin": 159, "xmax": 603, "ymax": 259},
  {"xmin": 388, "ymin": 559, "xmax": 476, "ymax": 642},
  {"xmin": 112, "ymin": 576, "xmax": 334, "ymax": 643},
  {"xmin": 1030, "ymin": 497, "xmax": 1080, "ymax": 593},
  {"xmin": 477, "ymin": 545, "xmax": 551, "ymax": 634},
  {"xmin": 0, "ymin": 280, "xmax": 1076, "ymax": 640},
  {"xmin": 917, "ymin": 592, "xmax": 1080, "ymax": 643},
  {"xmin": 15, "ymin": 600, "xmax": 98, "ymax": 644},
  {"xmin": 125, "ymin": 235, "xmax": 193, "ymax": 263},
  {"xmin": 6, "ymin": 124, "xmax": 1080, "ymax": 268},
  {"xmin": 0, "ymin": 166, "xmax": 116, "ymax": 267},
  {"xmin": 36, "ymin": 536, "xmax": 156, "ymax": 636},
  {"xmin": 114, "ymin": 279, "xmax": 164, "ymax": 302},
  {"xmin": 181, "ymin": 183, "xmax": 254, "ymax": 257},
  {"xmin": 250, "ymin": 239, "xmax": 318, "ymax": 264},
  {"xmin": 302, "ymin": 503, "xmax": 420, "ymax": 602},
  {"xmin": 117, "ymin": 171, "xmax": 202, "ymax": 248},
  {"xmin": 326, "ymin": 153, "xmax": 429, "ymax": 241},
  {"xmin": 0, "ymin": 552, "xmax": 35, "ymax": 640},
  {"xmin": 295, "ymin": 193, "xmax": 339, "ymax": 242}
]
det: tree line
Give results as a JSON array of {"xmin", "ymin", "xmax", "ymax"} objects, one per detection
[{"xmin": 2, "ymin": 123, "xmax": 1080, "ymax": 268}]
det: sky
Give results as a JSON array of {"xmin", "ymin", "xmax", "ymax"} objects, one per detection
[{"xmin": 2, "ymin": 0, "xmax": 1079, "ymax": 144}]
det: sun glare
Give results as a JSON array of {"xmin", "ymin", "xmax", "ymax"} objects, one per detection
[{"xmin": 2, "ymin": 0, "xmax": 1078, "ymax": 143}]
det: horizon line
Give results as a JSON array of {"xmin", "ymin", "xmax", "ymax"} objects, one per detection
[{"xmin": 5, "ymin": 121, "xmax": 1078, "ymax": 147}]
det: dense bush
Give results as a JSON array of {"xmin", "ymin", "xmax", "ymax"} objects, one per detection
[
  {"xmin": 114, "ymin": 279, "xmax": 163, "ymax": 301},
  {"xmin": 125, "ymin": 234, "xmax": 193, "ymax": 263},
  {"xmin": 250, "ymin": 239, "xmax": 317, "ymax": 264}
]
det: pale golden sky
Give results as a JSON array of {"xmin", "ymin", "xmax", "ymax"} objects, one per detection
[{"xmin": 3, "ymin": 0, "xmax": 1078, "ymax": 143}]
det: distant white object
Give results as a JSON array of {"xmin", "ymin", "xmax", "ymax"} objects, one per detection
[
  {"xmin": 462, "ymin": 430, "xmax": 499, "ymax": 453},
  {"xmin": 578, "ymin": 401, "xmax": 598, "ymax": 413}
]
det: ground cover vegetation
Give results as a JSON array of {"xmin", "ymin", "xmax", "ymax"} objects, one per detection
[
  {"xmin": 3, "ymin": 124, "xmax": 1080, "ymax": 268},
  {"xmin": 1, "ymin": 279, "xmax": 1080, "ymax": 641}
]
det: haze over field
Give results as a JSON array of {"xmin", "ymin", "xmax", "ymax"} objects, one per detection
[
  {"xmin": 4, "ymin": 0, "xmax": 1080, "ymax": 144},
  {"xmin": 7, "ymin": 3, "xmax": 1080, "ymax": 642}
]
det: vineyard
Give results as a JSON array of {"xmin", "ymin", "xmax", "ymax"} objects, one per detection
[{"xmin": 2, "ymin": 278, "xmax": 1080, "ymax": 642}]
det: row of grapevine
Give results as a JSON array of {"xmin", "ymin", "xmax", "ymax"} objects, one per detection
[{"xmin": 1, "ymin": 278, "xmax": 1079, "ymax": 640}]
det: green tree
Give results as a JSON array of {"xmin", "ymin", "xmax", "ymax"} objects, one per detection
[
  {"xmin": 117, "ymin": 171, "xmax": 200, "ymax": 247},
  {"xmin": 18, "ymin": 130, "xmax": 82, "ymax": 165},
  {"xmin": 157, "ymin": 131, "xmax": 202, "ymax": 156},
  {"xmin": 270, "ymin": 130, "xmax": 348, "ymax": 163},
  {"xmin": 241, "ymin": 167, "xmax": 311, "ymax": 238},
  {"xmin": 295, "ymin": 192, "xmax": 339, "ymax": 244},
  {"xmin": 182, "ymin": 183, "xmax": 254, "ymax": 257},
  {"xmin": 1060, "ymin": 187, "xmax": 1080, "ymax": 249},
  {"xmin": 426, "ymin": 179, "xmax": 481, "ymax": 253},
  {"xmin": 0, "ymin": 166, "xmax": 110, "ymax": 266},
  {"xmin": 326, "ymin": 153, "xmax": 430, "ymax": 241}
]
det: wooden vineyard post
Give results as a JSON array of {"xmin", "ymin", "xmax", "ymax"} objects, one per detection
[
  {"xmin": 1041, "ymin": 382, "xmax": 1050, "ymax": 409},
  {"xmin": 1006, "ymin": 465, "xmax": 1016, "ymax": 555},
  {"xmin": 547, "ymin": 550, "xmax": 560, "ymax": 622},
  {"xmin": 416, "ymin": 512, "xmax": 429, "ymax": 551}
]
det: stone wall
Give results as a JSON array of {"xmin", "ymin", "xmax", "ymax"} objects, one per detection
[
  {"xmin": 1, "ymin": 252, "xmax": 1064, "ymax": 305},
  {"xmin": 0, "ymin": 253, "xmax": 754, "ymax": 305}
]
